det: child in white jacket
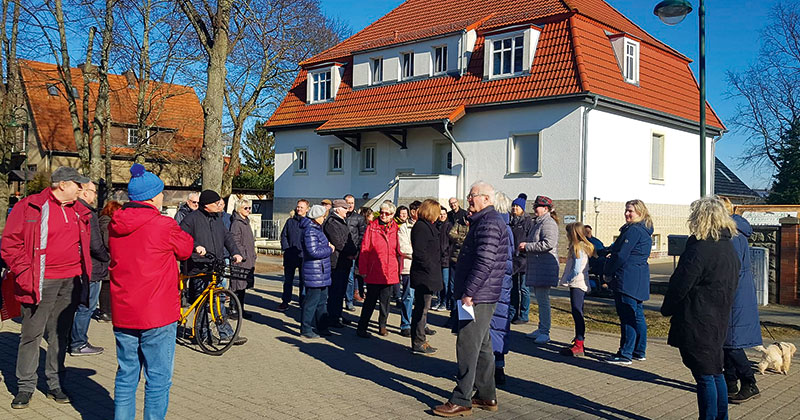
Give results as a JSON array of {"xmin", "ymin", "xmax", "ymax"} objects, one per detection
[{"xmin": 559, "ymin": 222, "xmax": 595, "ymax": 357}]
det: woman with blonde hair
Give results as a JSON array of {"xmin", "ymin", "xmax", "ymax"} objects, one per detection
[
  {"xmin": 604, "ymin": 199, "xmax": 654, "ymax": 365},
  {"xmin": 661, "ymin": 197, "xmax": 740, "ymax": 420},
  {"xmin": 559, "ymin": 222, "xmax": 595, "ymax": 357},
  {"xmin": 409, "ymin": 199, "xmax": 444, "ymax": 354}
]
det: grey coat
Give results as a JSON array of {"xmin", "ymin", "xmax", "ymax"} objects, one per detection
[
  {"xmin": 230, "ymin": 212, "xmax": 256, "ymax": 270},
  {"xmin": 524, "ymin": 212, "xmax": 559, "ymax": 287}
]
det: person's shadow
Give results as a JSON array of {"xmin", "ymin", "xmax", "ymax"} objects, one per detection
[{"xmin": 0, "ymin": 331, "xmax": 113, "ymax": 419}]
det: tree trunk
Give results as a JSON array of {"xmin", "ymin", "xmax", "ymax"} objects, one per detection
[
  {"xmin": 0, "ymin": 0, "xmax": 20, "ymax": 233},
  {"xmin": 53, "ymin": 0, "xmax": 89, "ymax": 174},
  {"xmin": 93, "ymin": 0, "xmax": 114, "ymax": 199},
  {"xmin": 202, "ymin": 41, "xmax": 228, "ymax": 193},
  {"xmin": 220, "ymin": 119, "xmax": 242, "ymax": 197}
]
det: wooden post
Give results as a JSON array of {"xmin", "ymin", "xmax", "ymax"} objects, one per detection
[{"xmin": 778, "ymin": 217, "xmax": 800, "ymax": 306}]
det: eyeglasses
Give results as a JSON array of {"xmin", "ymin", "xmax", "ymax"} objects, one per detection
[
  {"xmin": 467, "ymin": 193, "xmax": 488, "ymax": 199},
  {"xmin": 380, "ymin": 211, "xmax": 392, "ymax": 216},
  {"xmin": 243, "ymin": 207, "xmax": 252, "ymax": 210},
  {"xmin": 188, "ymin": 200, "xmax": 199, "ymax": 205}
]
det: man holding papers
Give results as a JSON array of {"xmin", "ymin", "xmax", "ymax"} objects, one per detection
[{"xmin": 433, "ymin": 182, "xmax": 511, "ymax": 418}]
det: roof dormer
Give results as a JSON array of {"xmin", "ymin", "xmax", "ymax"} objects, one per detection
[
  {"xmin": 609, "ymin": 33, "xmax": 640, "ymax": 85},
  {"xmin": 305, "ymin": 62, "xmax": 344, "ymax": 104},
  {"xmin": 481, "ymin": 25, "xmax": 542, "ymax": 80}
]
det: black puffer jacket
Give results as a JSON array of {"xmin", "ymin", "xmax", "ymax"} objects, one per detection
[
  {"xmin": 323, "ymin": 213, "xmax": 357, "ymax": 271},
  {"xmin": 436, "ymin": 219, "xmax": 453, "ymax": 267},
  {"xmin": 509, "ymin": 213, "xmax": 533, "ymax": 274},
  {"xmin": 80, "ymin": 200, "xmax": 110, "ymax": 282},
  {"xmin": 346, "ymin": 211, "xmax": 367, "ymax": 250},
  {"xmin": 661, "ymin": 230, "xmax": 740, "ymax": 375},
  {"xmin": 453, "ymin": 206, "xmax": 510, "ymax": 304},
  {"xmin": 410, "ymin": 219, "xmax": 443, "ymax": 293},
  {"xmin": 180, "ymin": 209, "xmax": 241, "ymax": 275}
]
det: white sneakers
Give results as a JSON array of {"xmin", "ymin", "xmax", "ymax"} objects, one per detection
[{"xmin": 526, "ymin": 330, "xmax": 550, "ymax": 344}]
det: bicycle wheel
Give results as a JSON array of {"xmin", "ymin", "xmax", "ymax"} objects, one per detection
[{"xmin": 193, "ymin": 288, "xmax": 242, "ymax": 355}]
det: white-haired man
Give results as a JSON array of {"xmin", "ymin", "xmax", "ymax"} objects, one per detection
[
  {"xmin": 174, "ymin": 191, "xmax": 200, "ymax": 225},
  {"xmin": 434, "ymin": 182, "xmax": 510, "ymax": 417}
]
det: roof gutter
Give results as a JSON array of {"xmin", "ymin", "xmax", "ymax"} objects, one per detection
[
  {"xmin": 580, "ymin": 94, "xmax": 599, "ymax": 222},
  {"xmin": 441, "ymin": 119, "xmax": 467, "ymax": 200}
]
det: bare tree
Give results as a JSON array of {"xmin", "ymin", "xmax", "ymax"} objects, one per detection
[
  {"xmin": 219, "ymin": 0, "xmax": 346, "ymax": 196},
  {"xmin": 0, "ymin": 0, "xmax": 21, "ymax": 232},
  {"xmin": 727, "ymin": 1, "xmax": 800, "ymax": 171},
  {"xmin": 177, "ymin": 0, "xmax": 233, "ymax": 192}
]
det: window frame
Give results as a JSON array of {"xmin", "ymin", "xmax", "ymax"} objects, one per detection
[
  {"xmin": 294, "ymin": 147, "xmax": 308, "ymax": 174},
  {"xmin": 361, "ymin": 144, "xmax": 376, "ymax": 174},
  {"xmin": 650, "ymin": 132, "xmax": 665, "ymax": 183},
  {"xmin": 329, "ymin": 145, "xmax": 344, "ymax": 173},
  {"xmin": 400, "ymin": 51, "xmax": 415, "ymax": 80},
  {"xmin": 127, "ymin": 128, "xmax": 151, "ymax": 146},
  {"xmin": 506, "ymin": 131, "xmax": 543, "ymax": 176},
  {"xmin": 651, "ymin": 234, "xmax": 661, "ymax": 251},
  {"xmin": 433, "ymin": 45, "xmax": 448, "ymax": 75},
  {"xmin": 371, "ymin": 57, "xmax": 383, "ymax": 85},
  {"xmin": 623, "ymin": 38, "xmax": 640, "ymax": 84},
  {"xmin": 489, "ymin": 33, "xmax": 525, "ymax": 78},
  {"xmin": 311, "ymin": 69, "xmax": 333, "ymax": 103}
]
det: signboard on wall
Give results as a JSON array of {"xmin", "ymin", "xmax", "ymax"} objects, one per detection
[
  {"xmin": 735, "ymin": 205, "xmax": 800, "ymax": 226},
  {"xmin": 563, "ymin": 215, "xmax": 577, "ymax": 224}
]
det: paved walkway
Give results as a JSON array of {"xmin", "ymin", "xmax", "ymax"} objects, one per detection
[{"xmin": 1, "ymin": 271, "xmax": 799, "ymax": 419}]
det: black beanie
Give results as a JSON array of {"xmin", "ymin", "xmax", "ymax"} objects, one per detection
[{"xmin": 199, "ymin": 190, "xmax": 221, "ymax": 206}]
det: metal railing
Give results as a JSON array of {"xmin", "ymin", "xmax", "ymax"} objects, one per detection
[{"xmin": 260, "ymin": 219, "xmax": 281, "ymax": 240}]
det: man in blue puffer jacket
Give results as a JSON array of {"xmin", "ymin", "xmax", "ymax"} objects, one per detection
[
  {"xmin": 434, "ymin": 182, "xmax": 510, "ymax": 417},
  {"xmin": 299, "ymin": 205, "xmax": 334, "ymax": 339},
  {"xmin": 722, "ymin": 199, "xmax": 762, "ymax": 403}
]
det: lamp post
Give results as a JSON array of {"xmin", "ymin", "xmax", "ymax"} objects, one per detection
[{"xmin": 654, "ymin": 0, "xmax": 707, "ymax": 197}]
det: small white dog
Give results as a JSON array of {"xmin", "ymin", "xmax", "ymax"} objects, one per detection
[{"xmin": 754, "ymin": 342, "xmax": 797, "ymax": 375}]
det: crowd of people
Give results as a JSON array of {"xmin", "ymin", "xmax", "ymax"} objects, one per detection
[{"xmin": 0, "ymin": 165, "xmax": 765, "ymax": 420}]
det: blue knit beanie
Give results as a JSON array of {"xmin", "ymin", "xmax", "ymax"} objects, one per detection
[
  {"xmin": 512, "ymin": 193, "xmax": 527, "ymax": 211},
  {"xmin": 127, "ymin": 163, "xmax": 164, "ymax": 201}
]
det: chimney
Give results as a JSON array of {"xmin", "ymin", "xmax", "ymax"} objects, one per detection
[
  {"xmin": 123, "ymin": 70, "xmax": 137, "ymax": 88},
  {"xmin": 78, "ymin": 63, "xmax": 98, "ymax": 81}
]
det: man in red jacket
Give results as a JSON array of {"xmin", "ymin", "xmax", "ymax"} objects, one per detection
[
  {"xmin": 1, "ymin": 166, "xmax": 92, "ymax": 409},
  {"xmin": 108, "ymin": 164, "xmax": 194, "ymax": 420}
]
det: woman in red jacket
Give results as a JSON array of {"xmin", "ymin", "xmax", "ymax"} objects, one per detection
[{"xmin": 356, "ymin": 202, "xmax": 402, "ymax": 338}]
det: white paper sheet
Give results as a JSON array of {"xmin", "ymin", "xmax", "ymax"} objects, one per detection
[{"xmin": 458, "ymin": 303, "xmax": 475, "ymax": 321}]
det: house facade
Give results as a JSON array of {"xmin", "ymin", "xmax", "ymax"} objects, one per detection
[
  {"xmin": 12, "ymin": 59, "xmax": 204, "ymax": 206},
  {"xmin": 266, "ymin": 0, "xmax": 725, "ymax": 256}
]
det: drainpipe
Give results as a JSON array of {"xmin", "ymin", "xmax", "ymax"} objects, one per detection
[
  {"xmin": 580, "ymin": 95, "xmax": 599, "ymax": 222},
  {"xmin": 442, "ymin": 119, "xmax": 467, "ymax": 200}
]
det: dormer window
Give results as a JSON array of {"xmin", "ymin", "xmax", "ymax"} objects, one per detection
[
  {"xmin": 312, "ymin": 70, "xmax": 332, "ymax": 102},
  {"xmin": 492, "ymin": 36, "xmax": 524, "ymax": 76},
  {"xmin": 401, "ymin": 52, "xmax": 414, "ymax": 80},
  {"xmin": 623, "ymin": 39, "xmax": 640, "ymax": 84},
  {"xmin": 433, "ymin": 46, "xmax": 447, "ymax": 74},
  {"xmin": 610, "ymin": 35, "xmax": 640, "ymax": 85},
  {"xmin": 371, "ymin": 58, "xmax": 383, "ymax": 84}
]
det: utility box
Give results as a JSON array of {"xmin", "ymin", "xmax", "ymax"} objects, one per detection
[{"xmin": 667, "ymin": 234, "xmax": 689, "ymax": 257}]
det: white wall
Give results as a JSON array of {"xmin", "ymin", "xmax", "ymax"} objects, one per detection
[
  {"xmin": 450, "ymin": 103, "xmax": 584, "ymax": 199},
  {"xmin": 585, "ymin": 108, "xmax": 714, "ymax": 205}
]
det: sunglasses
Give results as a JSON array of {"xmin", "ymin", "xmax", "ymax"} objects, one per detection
[
  {"xmin": 243, "ymin": 207, "xmax": 252, "ymax": 210},
  {"xmin": 188, "ymin": 200, "xmax": 199, "ymax": 205},
  {"xmin": 380, "ymin": 211, "xmax": 392, "ymax": 216}
]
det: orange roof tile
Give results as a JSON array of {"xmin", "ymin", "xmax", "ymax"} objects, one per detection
[
  {"xmin": 21, "ymin": 59, "xmax": 203, "ymax": 158},
  {"xmin": 267, "ymin": 0, "xmax": 723, "ymax": 133}
]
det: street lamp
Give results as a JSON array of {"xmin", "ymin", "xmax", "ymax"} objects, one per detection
[{"xmin": 654, "ymin": 0, "xmax": 707, "ymax": 197}]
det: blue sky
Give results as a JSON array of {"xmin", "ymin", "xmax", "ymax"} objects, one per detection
[{"xmin": 320, "ymin": 0, "xmax": 774, "ymax": 189}]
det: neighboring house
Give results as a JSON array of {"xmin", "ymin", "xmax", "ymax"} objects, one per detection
[
  {"xmin": 12, "ymin": 59, "xmax": 203, "ymax": 205},
  {"xmin": 714, "ymin": 158, "xmax": 762, "ymax": 204},
  {"xmin": 266, "ymin": 0, "xmax": 726, "ymax": 257}
]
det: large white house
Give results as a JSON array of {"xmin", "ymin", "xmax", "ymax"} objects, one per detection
[{"xmin": 266, "ymin": 0, "xmax": 725, "ymax": 257}]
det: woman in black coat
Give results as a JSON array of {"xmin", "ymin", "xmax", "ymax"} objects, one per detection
[
  {"xmin": 409, "ymin": 199, "xmax": 444, "ymax": 355},
  {"xmin": 661, "ymin": 197, "xmax": 740, "ymax": 420}
]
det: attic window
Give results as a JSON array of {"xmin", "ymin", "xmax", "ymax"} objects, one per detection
[
  {"xmin": 401, "ymin": 52, "xmax": 414, "ymax": 80},
  {"xmin": 127, "ymin": 128, "xmax": 151, "ymax": 146},
  {"xmin": 312, "ymin": 70, "xmax": 332, "ymax": 102},
  {"xmin": 433, "ymin": 46, "xmax": 448, "ymax": 74},
  {"xmin": 483, "ymin": 27, "xmax": 541, "ymax": 80},
  {"xmin": 71, "ymin": 86, "xmax": 79, "ymax": 98},
  {"xmin": 47, "ymin": 84, "xmax": 59, "ymax": 96},
  {"xmin": 371, "ymin": 58, "xmax": 382, "ymax": 84},
  {"xmin": 491, "ymin": 36, "xmax": 524, "ymax": 76},
  {"xmin": 623, "ymin": 39, "xmax": 640, "ymax": 84}
]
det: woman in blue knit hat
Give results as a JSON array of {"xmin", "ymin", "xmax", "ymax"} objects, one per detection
[{"xmin": 509, "ymin": 194, "xmax": 533, "ymax": 324}]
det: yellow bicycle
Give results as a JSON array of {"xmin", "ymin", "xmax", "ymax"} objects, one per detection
[{"xmin": 178, "ymin": 253, "xmax": 244, "ymax": 355}]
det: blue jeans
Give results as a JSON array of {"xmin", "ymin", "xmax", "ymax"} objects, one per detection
[
  {"xmin": 71, "ymin": 281, "xmax": 101, "ymax": 350},
  {"xmin": 614, "ymin": 292, "xmax": 647, "ymax": 360},
  {"xmin": 400, "ymin": 274, "xmax": 415, "ymax": 331},
  {"xmin": 301, "ymin": 287, "xmax": 328, "ymax": 335},
  {"xmin": 345, "ymin": 262, "xmax": 356, "ymax": 307},
  {"xmin": 533, "ymin": 286, "xmax": 551, "ymax": 334},
  {"xmin": 509, "ymin": 273, "xmax": 530, "ymax": 322},
  {"xmin": 437, "ymin": 266, "xmax": 450, "ymax": 306},
  {"xmin": 694, "ymin": 373, "xmax": 728, "ymax": 420},
  {"xmin": 114, "ymin": 323, "xmax": 177, "ymax": 420}
]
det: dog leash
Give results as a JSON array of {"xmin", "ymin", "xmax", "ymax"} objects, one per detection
[{"xmin": 761, "ymin": 321, "xmax": 780, "ymax": 345}]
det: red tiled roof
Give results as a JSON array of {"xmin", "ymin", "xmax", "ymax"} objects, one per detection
[
  {"xmin": 267, "ymin": 0, "xmax": 724, "ymax": 132},
  {"xmin": 20, "ymin": 59, "xmax": 203, "ymax": 158}
]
